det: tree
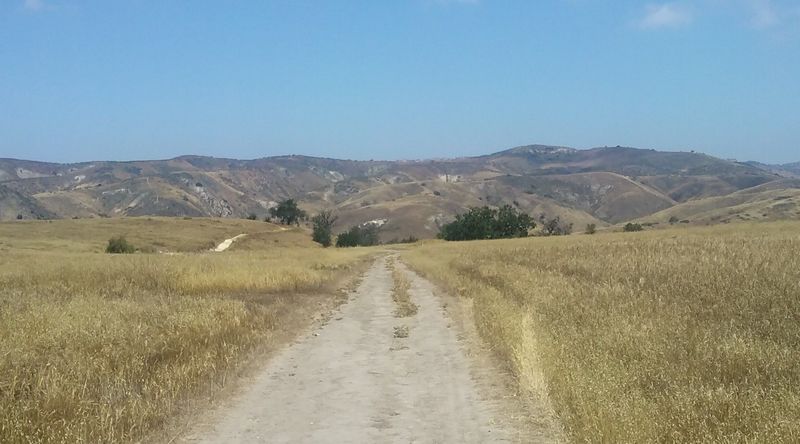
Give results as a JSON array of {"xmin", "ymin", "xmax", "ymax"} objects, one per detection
[
  {"xmin": 669, "ymin": 216, "xmax": 680, "ymax": 225},
  {"xmin": 246, "ymin": 213, "xmax": 258, "ymax": 220},
  {"xmin": 311, "ymin": 210, "xmax": 338, "ymax": 247},
  {"xmin": 585, "ymin": 223, "xmax": 597, "ymax": 235},
  {"xmin": 438, "ymin": 205, "xmax": 535, "ymax": 241},
  {"xmin": 269, "ymin": 199, "xmax": 307, "ymax": 225},
  {"xmin": 539, "ymin": 215, "xmax": 573, "ymax": 236}
]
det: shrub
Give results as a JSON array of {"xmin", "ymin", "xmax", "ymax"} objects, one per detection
[
  {"xmin": 624, "ymin": 222, "xmax": 644, "ymax": 232},
  {"xmin": 439, "ymin": 205, "xmax": 535, "ymax": 241},
  {"xmin": 336, "ymin": 224, "xmax": 381, "ymax": 247},
  {"xmin": 16, "ymin": 214, "xmax": 23, "ymax": 220},
  {"xmin": 311, "ymin": 210, "xmax": 338, "ymax": 247},
  {"xmin": 669, "ymin": 216, "xmax": 680, "ymax": 224},
  {"xmin": 386, "ymin": 235, "xmax": 419, "ymax": 245},
  {"xmin": 106, "ymin": 236, "xmax": 135, "ymax": 254},
  {"xmin": 246, "ymin": 213, "xmax": 257, "ymax": 220},
  {"xmin": 585, "ymin": 223, "xmax": 597, "ymax": 235}
]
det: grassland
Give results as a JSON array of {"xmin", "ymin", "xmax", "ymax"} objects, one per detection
[
  {"xmin": 403, "ymin": 222, "xmax": 800, "ymax": 443},
  {"xmin": 0, "ymin": 218, "xmax": 371, "ymax": 443}
]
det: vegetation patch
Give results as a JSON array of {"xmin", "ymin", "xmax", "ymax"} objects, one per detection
[
  {"xmin": 0, "ymin": 221, "xmax": 371, "ymax": 443},
  {"xmin": 389, "ymin": 259, "xmax": 417, "ymax": 318},
  {"xmin": 438, "ymin": 205, "xmax": 535, "ymax": 241},
  {"xmin": 403, "ymin": 222, "xmax": 800, "ymax": 443}
]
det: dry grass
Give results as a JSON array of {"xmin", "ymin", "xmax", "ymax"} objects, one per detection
[
  {"xmin": 0, "ymin": 218, "xmax": 371, "ymax": 443},
  {"xmin": 403, "ymin": 221, "xmax": 800, "ymax": 443},
  {"xmin": 0, "ymin": 217, "xmax": 288, "ymax": 253},
  {"xmin": 388, "ymin": 258, "xmax": 417, "ymax": 318}
]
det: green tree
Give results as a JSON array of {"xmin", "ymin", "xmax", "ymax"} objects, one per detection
[
  {"xmin": 438, "ymin": 205, "xmax": 535, "ymax": 241},
  {"xmin": 269, "ymin": 199, "xmax": 307, "ymax": 226},
  {"xmin": 585, "ymin": 223, "xmax": 597, "ymax": 235},
  {"xmin": 311, "ymin": 210, "xmax": 338, "ymax": 247}
]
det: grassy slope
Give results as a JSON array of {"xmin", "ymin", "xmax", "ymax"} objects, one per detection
[
  {"xmin": 0, "ymin": 217, "xmax": 291, "ymax": 253},
  {"xmin": 0, "ymin": 218, "xmax": 372, "ymax": 443},
  {"xmin": 403, "ymin": 222, "xmax": 800, "ymax": 443},
  {"xmin": 641, "ymin": 187, "xmax": 800, "ymax": 225}
]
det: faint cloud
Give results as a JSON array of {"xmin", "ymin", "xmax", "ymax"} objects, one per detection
[
  {"xmin": 434, "ymin": 0, "xmax": 479, "ymax": 4},
  {"xmin": 23, "ymin": 0, "xmax": 51, "ymax": 12},
  {"xmin": 746, "ymin": 0, "xmax": 780, "ymax": 28},
  {"xmin": 638, "ymin": 3, "xmax": 694, "ymax": 29}
]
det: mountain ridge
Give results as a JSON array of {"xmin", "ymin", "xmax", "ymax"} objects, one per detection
[{"xmin": 2, "ymin": 145, "xmax": 797, "ymax": 239}]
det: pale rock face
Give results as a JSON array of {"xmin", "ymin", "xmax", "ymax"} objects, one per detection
[
  {"xmin": 364, "ymin": 218, "xmax": 387, "ymax": 227},
  {"xmin": 74, "ymin": 175, "xmax": 86, "ymax": 182},
  {"xmin": 15, "ymin": 168, "xmax": 48, "ymax": 179}
]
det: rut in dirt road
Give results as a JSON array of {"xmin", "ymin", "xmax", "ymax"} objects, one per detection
[{"xmin": 181, "ymin": 256, "xmax": 540, "ymax": 443}]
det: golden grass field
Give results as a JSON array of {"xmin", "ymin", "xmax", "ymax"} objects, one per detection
[
  {"xmin": 0, "ymin": 218, "xmax": 372, "ymax": 443},
  {"xmin": 403, "ymin": 221, "xmax": 800, "ymax": 443}
]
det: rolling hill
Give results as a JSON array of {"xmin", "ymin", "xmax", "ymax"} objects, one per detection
[{"xmin": 1, "ymin": 145, "xmax": 796, "ymax": 239}]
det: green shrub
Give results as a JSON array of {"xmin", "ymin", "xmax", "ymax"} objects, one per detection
[
  {"xmin": 106, "ymin": 236, "xmax": 135, "ymax": 254},
  {"xmin": 336, "ymin": 224, "xmax": 381, "ymax": 247},
  {"xmin": 585, "ymin": 223, "xmax": 597, "ymax": 235},
  {"xmin": 624, "ymin": 222, "xmax": 644, "ymax": 232}
]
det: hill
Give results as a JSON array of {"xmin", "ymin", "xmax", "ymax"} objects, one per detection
[{"xmin": 1, "ymin": 145, "xmax": 796, "ymax": 238}]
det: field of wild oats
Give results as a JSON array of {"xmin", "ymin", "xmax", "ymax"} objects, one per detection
[
  {"xmin": 404, "ymin": 222, "xmax": 800, "ymax": 443},
  {"xmin": 0, "ymin": 218, "xmax": 370, "ymax": 443}
]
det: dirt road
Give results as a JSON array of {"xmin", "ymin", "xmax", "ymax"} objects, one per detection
[{"xmin": 180, "ymin": 257, "xmax": 550, "ymax": 443}]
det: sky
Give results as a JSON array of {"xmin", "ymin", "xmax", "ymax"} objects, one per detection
[{"xmin": 1, "ymin": 1, "xmax": 799, "ymax": 164}]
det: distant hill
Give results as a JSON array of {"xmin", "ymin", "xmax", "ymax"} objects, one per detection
[{"xmin": 1, "ymin": 145, "xmax": 796, "ymax": 239}]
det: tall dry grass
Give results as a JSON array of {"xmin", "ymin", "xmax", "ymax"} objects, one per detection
[
  {"xmin": 403, "ymin": 222, "xmax": 800, "ymax": 443},
  {"xmin": 0, "ymin": 242, "xmax": 370, "ymax": 443}
]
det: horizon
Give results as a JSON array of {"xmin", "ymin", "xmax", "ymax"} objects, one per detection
[
  {"xmin": 1, "ymin": 142, "xmax": 797, "ymax": 166},
  {"xmin": 2, "ymin": 1, "xmax": 799, "ymax": 164}
]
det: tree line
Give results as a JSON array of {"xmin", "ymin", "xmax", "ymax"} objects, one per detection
[{"xmin": 257, "ymin": 198, "xmax": 650, "ymax": 249}]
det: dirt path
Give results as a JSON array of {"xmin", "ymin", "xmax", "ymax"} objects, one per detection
[
  {"xmin": 212, "ymin": 234, "xmax": 247, "ymax": 252},
  {"xmin": 179, "ymin": 256, "xmax": 549, "ymax": 443}
]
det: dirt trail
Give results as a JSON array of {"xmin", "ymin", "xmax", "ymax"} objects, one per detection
[
  {"xmin": 212, "ymin": 234, "xmax": 247, "ymax": 252},
  {"xmin": 180, "ymin": 256, "xmax": 550, "ymax": 443}
]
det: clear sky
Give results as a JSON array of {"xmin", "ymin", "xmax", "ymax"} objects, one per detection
[{"xmin": 1, "ymin": 0, "xmax": 799, "ymax": 164}]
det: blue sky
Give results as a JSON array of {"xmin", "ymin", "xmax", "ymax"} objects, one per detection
[{"xmin": 1, "ymin": 1, "xmax": 799, "ymax": 164}]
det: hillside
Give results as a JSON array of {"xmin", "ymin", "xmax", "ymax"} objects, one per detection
[{"xmin": 1, "ymin": 145, "xmax": 795, "ymax": 239}]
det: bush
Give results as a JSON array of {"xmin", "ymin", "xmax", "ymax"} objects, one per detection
[
  {"xmin": 439, "ymin": 205, "xmax": 535, "ymax": 241},
  {"xmin": 246, "ymin": 213, "xmax": 257, "ymax": 220},
  {"xmin": 585, "ymin": 223, "xmax": 597, "ymax": 235},
  {"xmin": 669, "ymin": 216, "xmax": 680, "ymax": 224},
  {"xmin": 106, "ymin": 236, "xmax": 135, "ymax": 254},
  {"xmin": 311, "ymin": 210, "xmax": 338, "ymax": 247},
  {"xmin": 336, "ymin": 224, "xmax": 381, "ymax": 247},
  {"xmin": 386, "ymin": 235, "xmax": 419, "ymax": 245},
  {"xmin": 624, "ymin": 222, "xmax": 644, "ymax": 232},
  {"xmin": 16, "ymin": 214, "xmax": 23, "ymax": 220}
]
